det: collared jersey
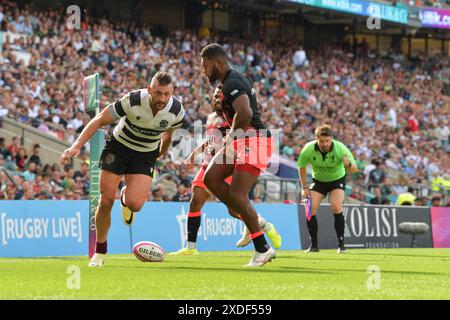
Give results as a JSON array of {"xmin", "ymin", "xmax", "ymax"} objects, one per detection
[{"xmin": 297, "ymin": 140, "xmax": 356, "ymax": 182}]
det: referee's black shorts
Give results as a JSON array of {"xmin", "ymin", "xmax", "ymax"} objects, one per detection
[
  {"xmin": 99, "ymin": 134, "xmax": 159, "ymax": 177},
  {"xmin": 309, "ymin": 175, "xmax": 346, "ymax": 196}
]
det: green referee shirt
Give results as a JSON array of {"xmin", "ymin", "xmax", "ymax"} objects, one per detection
[{"xmin": 297, "ymin": 140, "xmax": 356, "ymax": 183}]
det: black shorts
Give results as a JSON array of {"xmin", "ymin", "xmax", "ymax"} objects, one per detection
[
  {"xmin": 99, "ymin": 135, "xmax": 159, "ymax": 177},
  {"xmin": 310, "ymin": 175, "xmax": 346, "ymax": 196}
]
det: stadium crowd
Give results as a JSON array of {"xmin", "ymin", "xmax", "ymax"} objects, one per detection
[{"xmin": 0, "ymin": 1, "xmax": 449, "ymax": 205}]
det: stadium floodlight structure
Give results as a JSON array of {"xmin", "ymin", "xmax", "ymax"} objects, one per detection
[{"xmin": 82, "ymin": 73, "xmax": 105, "ymax": 258}]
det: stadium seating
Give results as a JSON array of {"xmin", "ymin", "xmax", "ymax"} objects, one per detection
[{"xmin": 0, "ymin": 1, "xmax": 448, "ymax": 204}]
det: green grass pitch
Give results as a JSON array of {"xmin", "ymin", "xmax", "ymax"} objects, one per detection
[{"xmin": 1, "ymin": 249, "xmax": 449, "ymax": 299}]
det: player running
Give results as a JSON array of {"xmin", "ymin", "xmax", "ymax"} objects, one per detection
[
  {"xmin": 60, "ymin": 72, "xmax": 185, "ymax": 267},
  {"xmin": 170, "ymin": 87, "xmax": 281, "ymax": 256},
  {"xmin": 297, "ymin": 124, "xmax": 358, "ymax": 254},
  {"xmin": 200, "ymin": 44, "xmax": 277, "ymax": 267}
]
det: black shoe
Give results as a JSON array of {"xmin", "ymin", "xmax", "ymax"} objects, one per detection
[{"xmin": 304, "ymin": 245, "xmax": 319, "ymax": 253}]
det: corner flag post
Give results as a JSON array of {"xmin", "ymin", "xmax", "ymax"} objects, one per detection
[{"xmin": 82, "ymin": 73, "xmax": 104, "ymax": 258}]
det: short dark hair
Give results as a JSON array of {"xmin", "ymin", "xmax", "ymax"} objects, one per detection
[
  {"xmin": 315, "ymin": 124, "xmax": 333, "ymax": 138},
  {"xmin": 200, "ymin": 43, "xmax": 227, "ymax": 60},
  {"xmin": 152, "ymin": 71, "xmax": 172, "ymax": 85}
]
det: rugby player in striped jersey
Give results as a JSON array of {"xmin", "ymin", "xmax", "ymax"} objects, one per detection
[{"xmin": 60, "ymin": 72, "xmax": 185, "ymax": 267}]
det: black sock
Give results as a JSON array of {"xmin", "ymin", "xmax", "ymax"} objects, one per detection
[
  {"xmin": 307, "ymin": 215, "xmax": 318, "ymax": 248},
  {"xmin": 96, "ymin": 241, "xmax": 107, "ymax": 254},
  {"xmin": 187, "ymin": 216, "xmax": 201, "ymax": 243},
  {"xmin": 252, "ymin": 232, "xmax": 270, "ymax": 253},
  {"xmin": 334, "ymin": 212, "xmax": 345, "ymax": 246}
]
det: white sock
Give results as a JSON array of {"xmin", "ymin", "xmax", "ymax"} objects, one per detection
[{"xmin": 187, "ymin": 241, "xmax": 196, "ymax": 249}]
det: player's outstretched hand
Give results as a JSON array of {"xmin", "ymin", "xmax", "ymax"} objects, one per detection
[
  {"xmin": 343, "ymin": 154, "xmax": 358, "ymax": 173},
  {"xmin": 59, "ymin": 146, "xmax": 81, "ymax": 166},
  {"xmin": 301, "ymin": 188, "xmax": 310, "ymax": 200},
  {"xmin": 343, "ymin": 154, "xmax": 350, "ymax": 168}
]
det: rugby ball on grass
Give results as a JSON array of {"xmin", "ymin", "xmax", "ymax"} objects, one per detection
[{"xmin": 133, "ymin": 241, "xmax": 165, "ymax": 262}]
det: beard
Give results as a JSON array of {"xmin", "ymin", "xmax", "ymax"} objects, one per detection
[{"xmin": 208, "ymin": 66, "xmax": 221, "ymax": 84}]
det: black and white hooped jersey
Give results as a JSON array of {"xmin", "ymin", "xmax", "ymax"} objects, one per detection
[{"xmin": 107, "ymin": 89, "xmax": 185, "ymax": 152}]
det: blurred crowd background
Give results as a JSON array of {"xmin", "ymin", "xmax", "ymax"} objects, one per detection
[{"xmin": 0, "ymin": 0, "xmax": 449, "ymax": 206}]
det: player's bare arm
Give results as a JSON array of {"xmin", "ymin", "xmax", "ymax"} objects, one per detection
[
  {"xmin": 222, "ymin": 94, "xmax": 253, "ymax": 158},
  {"xmin": 59, "ymin": 107, "xmax": 115, "ymax": 166},
  {"xmin": 343, "ymin": 154, "xmax": 358, "ymax": 173},
  {"xmin": 223, "ymin": 94, "xmax": 253, "ymax": 144},
  {"xmin": 159, "ymin": 127, "xmax": 177, "ymax": 157},
  {"xmin": 298, "ymin": 167, "xmax": 310, "ymax": 199}
]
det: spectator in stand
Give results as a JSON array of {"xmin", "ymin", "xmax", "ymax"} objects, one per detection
[
  {"xmin": 368, "ymin": 160, "xmax": 386, "ymax": 191},
  {"xmin": 23, "ymin": 161, "xmax": 37, "ymax": 181},
  {"xmin": 369, "ymin": 187, "xmax": 384, "ymax": 205},
  {"xmin": 431, "ymin": 195, "xmax": 442, "ymax": 207},
  {"xmin": 151, "ymin": 186, "xmax": 167, "ymax": 202},
  {"xmin": 73, "ymin": 161, "xmax": 89, "ymax": 182},
  {"xmin": 0, "ymin": 137, "xmax": 8, "ymax": 158},
  {"xmin": 293, "ymin": 46, "xmax": 308, "ymax": 69},
  {"xmin": 414, "ymin": 197, "xmax": 427, "ymax": 206},
  {"xmin": 177, "ymin": 167, "xmax": 193, "ymax": 188},
  {"xmin": 172, "ymin": 184, "xmax": 192, "ymax": 202},
  {"xmin": 7, "ymin": 136, "xmax": 19, "ymax": 158},
  {"xmin": 15, "ymin": 147, "xmax": 27, "ymax": 171},
  {"xmin": 4, "ymin": 183, "xmax": 19, "ymax": 200},
  {"xmin": 397, "ymin": 187, "xmax": 417, "ymax": 206},
  {"xmin": 28, "ymin": 143, "xmax": 41, "ymax": 166}
]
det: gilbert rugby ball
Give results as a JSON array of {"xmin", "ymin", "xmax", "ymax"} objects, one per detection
[{"xmin": 133, "ymin": 241, "xmax": 165, "ymax": 262}]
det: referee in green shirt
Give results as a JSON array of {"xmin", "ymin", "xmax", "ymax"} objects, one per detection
[{"xmin": 297, "ymin": 125, "xmax": 358, "ymax": 253}]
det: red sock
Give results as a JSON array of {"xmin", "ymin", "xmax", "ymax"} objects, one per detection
[
  {"xmin": 251, "ymin": 231, "xmax": 263, "ymax": 239},
  {"xmin": 188, "ymin": 211, "xmax": 201, "ymax": 217}
]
